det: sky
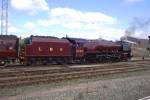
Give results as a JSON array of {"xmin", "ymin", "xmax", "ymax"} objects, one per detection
[{"xmin": 1, "ymin": 0, "xmax": 150, "ymax": 40}]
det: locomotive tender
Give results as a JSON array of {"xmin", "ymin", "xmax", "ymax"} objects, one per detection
[{"xmin": 0, "ymin": 35, "xmax": 131, "ymax": 65}]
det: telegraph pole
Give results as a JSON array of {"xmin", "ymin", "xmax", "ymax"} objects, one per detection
[{"xmin": 1, "ymin": 0, "xmax": 8, "ymax": 35}]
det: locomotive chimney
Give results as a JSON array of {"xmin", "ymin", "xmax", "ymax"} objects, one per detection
[{"xmin": 148, "ymin": 36, "xmax": 150, "ymax": 44}]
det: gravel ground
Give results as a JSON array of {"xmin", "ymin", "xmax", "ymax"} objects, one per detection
[{"xmin": 1, "ymin": 70, "xmax": 150, "ymax": 100}]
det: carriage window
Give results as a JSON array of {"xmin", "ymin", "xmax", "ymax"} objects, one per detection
[
  {"xmin": 9, "ymin": 46, "xmax": 13, "ymax": 50},
  {"xmin": 76, "ymin": 43, "xmax": 83, "ymax": 47}
]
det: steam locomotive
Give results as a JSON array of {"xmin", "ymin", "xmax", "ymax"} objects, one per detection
[{"xmin": 0, "ymin": 35, "xmax": 131, "ymax": 65}]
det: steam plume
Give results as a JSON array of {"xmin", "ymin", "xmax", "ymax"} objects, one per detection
[{"xmin": 125, "ymin": 17, "xmax": 150, "ymax": 38}]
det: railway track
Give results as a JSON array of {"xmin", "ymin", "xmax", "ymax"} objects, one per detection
[
  {"xmin": 0, "ymin": 60, "xmax": 149, "ymax": 77},
  {"xmin": 1, "ymin": 59, "xmax": 150, "ymax": 68},
  {"xmin": 0, "ymin": 60, "xmax": 150, "ymax": 88}
]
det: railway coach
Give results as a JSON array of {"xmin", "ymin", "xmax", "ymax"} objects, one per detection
[{"xmin": 0, "ymin": 35, "xmax": 19, "ymax": 65}]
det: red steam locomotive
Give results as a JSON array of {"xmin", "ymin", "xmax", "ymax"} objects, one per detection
[{"xmin": 0, "ymin": 35, "xmax": 131, "ymax": 65}]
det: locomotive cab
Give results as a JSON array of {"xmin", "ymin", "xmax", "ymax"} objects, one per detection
[
  {"xmin": 64, "ymin": 37, "xmax": 87, "ymax": 63},
  {"xmin": 74, "ymin": 43, "xmax": 84, "ymax": 58}
]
